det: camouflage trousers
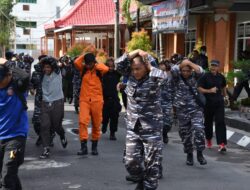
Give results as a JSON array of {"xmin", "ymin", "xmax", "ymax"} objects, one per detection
[
  {"xmin": 125, "ymin": 121, "xmax": 163, "ymax": 190},
  {"xmin": 177, "ymin": 109, "xmax": 205, "ymax": 153},
  {"xmin": 162, "ymin": 105, "xmax": 173, "ymax": 134}
]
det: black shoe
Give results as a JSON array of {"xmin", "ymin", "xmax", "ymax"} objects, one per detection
[
  {"xmin": 110, "ymin": 133, "xmax": 117, "ymax": 141},
  {"xmin": 186, "ymin": 153, "xmax": 194, "ymax": 166},
  {"xmin": 77, "ymin": 140, "xmax": 88, "ymax": 155},
  {"xmin": 40, "ymin": 147, "xmax": 50, "ymax": 159},
  {"xmin": 69, "ymin": 98, "xmax": 73, "ymax": 104},
  {"xmin": 163, "ymin": 133, "xmax": 169, "ymax": 144},
  {"xmin": 162, "ymin": 127, "xmax": 169, "ymax": 144},
  {"xmin": 158, "ymin": 164, "xmax": 163, "ymax": 179},
  {"xmin": 60, "ymin": 135, "xmax": 68, "ymax": 148},
  {"xmin": 135, "ymin": 181, "xmax": 144, "ymax": 190},
  {"xmin": 74, "ymin": 106, "xmax": 79, "ymax": 114},
  {"xmin": 91, "ymin": 140, "xmax": 98, "ymax": 155},
  {"xmin": 35, "ymin": 136, "xmax": 42, "ymax": 146},
  {"xmin": 126, "ymin": 175, "xmax": 142, "ymax": 183},
  {"xmin": 197, "ymin": 151, "xmax": 207, "ymax": 165},
  {"xmin": 102, "ymin": 125, "xmax": 107, "ymax": 134}
]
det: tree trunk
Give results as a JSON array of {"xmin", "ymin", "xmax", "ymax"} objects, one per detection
[{"xmin": 135, "ymin": 7, "xmax": 140, "ymax": 32}]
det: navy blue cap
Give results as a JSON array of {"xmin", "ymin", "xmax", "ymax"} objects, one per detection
[{"xmin": 210, "ymin": 60, "xmax": 220, "ymax": 66}]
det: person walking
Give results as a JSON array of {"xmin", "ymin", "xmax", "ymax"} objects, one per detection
[
  {"xmin": 39, "ymin": 56, "xmax": 68, "ymax": 159},
  {"xmin": 198, "ymin": 60, "xmax": 228, "ymax": 152},
  {"xmin": 0, "ymin": 62, "xmax": 29, "ymax": 190},
  {"xmin": 159, "ymin": 60, "xmax": 174, "ymax": 144},
  {"xmin": 172, "ymin": 59, "xmax": 207, "ymax": 166},
  {"xmin": 116, "ymin": 49, "xmax": 168, "ymax": 190},
  {"xmin": 101, "ymin": 58, "xmax": 122, "ymax": 140},
  {"xmin": 74, "ymin": 53, "xmax": 109, "ymax": 156},
  {"xmin": 72, "ymin": 57, "xmax": 82, "ymax": 114}
]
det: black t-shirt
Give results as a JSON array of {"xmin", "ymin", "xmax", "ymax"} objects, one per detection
[{"xmin": 198, "ymin": 72, "xmax": 226, "ymax": 106}]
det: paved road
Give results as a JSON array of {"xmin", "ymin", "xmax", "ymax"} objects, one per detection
[{"xmin": 19, "ymin": 100, "xmax": 250, "ymax": 190}]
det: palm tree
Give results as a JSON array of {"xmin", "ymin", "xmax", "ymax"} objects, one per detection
[{"xmin": 122, "ymin": 0, "xmax": 141, "ymax": 31}]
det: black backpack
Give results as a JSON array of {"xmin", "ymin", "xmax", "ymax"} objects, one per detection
[{"xmin": 11, "ymin": 67, "xmax": 30, "ymax": 110}]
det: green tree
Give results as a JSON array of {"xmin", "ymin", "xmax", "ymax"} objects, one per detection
[
  {"xmin": 122, "ymin": 0, "xmax": 141, "ymax": 31},
  {"xmin": 0, "ymin": 0, "xmax": 14, "ymax": 57}
]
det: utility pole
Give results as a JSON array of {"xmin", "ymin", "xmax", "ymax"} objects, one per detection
[{"xmin": 114, "ymin": 0, "xmax": 120, "ymax": 59}]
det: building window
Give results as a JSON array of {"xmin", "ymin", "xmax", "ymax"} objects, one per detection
[
  {"xmin": 23, "ymin": 28, "xmax": 30, "ymax": 35},
  {"xmin": 70, "ymin": 0, "xmax": 78, "ymax": 6},
  {"xmin": 17, "ymin": 0, "xmax": 37, "ymax": 3},
  {"xmin": 16, "ymin": 21, "xmax": 37, "ymax": 28},
  {"xmin": 16, "ymin": 44, "xmax": 37, "ymax": 50},
  {"xmin": 184, "ymin": 29, "xmax": 196, "ymax": 56},
  {"xmin": 23, "ymin": 5, "xmax": 30, "ymax": 11},
  {"xmin": 237, "ymin": 22, "xmax": 250, "ymax": 60}
]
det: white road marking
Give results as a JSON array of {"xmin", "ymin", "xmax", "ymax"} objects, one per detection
[
  {"xmin": 68, "ymin": 185, "xmax": 82, "ymax": 189},
  {"xmin": 237, "ymin": 136, "xmax": 250, "ymax": 147},
  {"xmin": 227, "ymin": 130, "xmax": 235, "ymax": 139},
  {"xmin": 63, "ymin": 119, "xmax": 74, "ymax": 125},
  {"xmin": 20, "ymin": 160, "xmax": 71, "ymax": 170}
]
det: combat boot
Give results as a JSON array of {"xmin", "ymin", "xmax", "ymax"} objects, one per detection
[
  {"xmin": 162, "ymin": 127, "xmax": 169, "ymax": 144},
  {"xmin": 135, "ymin": 181, "xmax": 144, "ymax": 190},
  {"xmin": 74, "ymin": 106, "xmax": 79, "ymax": 114},
  {"xmin": 186, "ymin": 153, "xmax": 194, "ymax": 166},
  {"xmin": 126, "ymin": 175, "xmax": 142, "ymax": 183},
  {"xmin": 77, "ymin": 140, "xmax": 88, "ymax": 155},
  {"xmin": 91, "ymin": 140, "xmax": 98, "ymax": 155},
  {"xmin": 197, "ymin": 151, "xmax": 207, "ymax": 165}
]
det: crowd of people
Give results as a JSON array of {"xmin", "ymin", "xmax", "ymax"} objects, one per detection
[{"xmin": 0, "ymin": 46, "xmax": 232, "ymax": 190}]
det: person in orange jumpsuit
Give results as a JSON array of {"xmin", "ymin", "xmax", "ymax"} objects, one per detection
[{"xmin": 74, "ymin": 53, "xmax": 109, "ymax": 156}]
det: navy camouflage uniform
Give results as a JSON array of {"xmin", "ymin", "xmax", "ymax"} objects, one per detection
[
  {"xmin": 72, "ymin": 63, "xmax": 82, "ymax": 112},
  {"xmin": 116, "ymin": 54, "xmax": 169, "ymax": 190},
  {"xmin": 172, "ymin": 65, "xmax": 205, "ymax": 154},
  {"xmin": 160, "ymin": 75, "xmax": 174, "ymax": 138},
  {"xmin": 30, "ymin": 63, "xmax": 43, "ymax": 135}
]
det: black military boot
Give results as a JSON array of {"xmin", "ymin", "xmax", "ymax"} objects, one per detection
[
  {"xmin": 126, "ymin": 175, "xmax": 142, "ymax": 183},
  {"xmin": 197, "ymin": 151, "xmax": 207, "ymax": 165},
  {"xmin": 162, "ymin": 127, "xmax": 169, "ymax": 144},
  {"xmin": 77, "ymin": 140, "xmax": 88, "ymax": 155},
  {"xmin": 110, "ymin": 132, "xmax": 117, "ymax": 140},
  {"xmin": 135, "ymin": 181, "xmax": 144, "ymax": 190},
  {"xmin": 186, "ymin": 153, "xmax": 194, "ymax": 166},
  {"xmin": 91, "ymin": 140, "xmax": 98, "ymax": 155},
  {"xmin": 74, "ymin": 106, "xmax": 79, "ymax": 114}
]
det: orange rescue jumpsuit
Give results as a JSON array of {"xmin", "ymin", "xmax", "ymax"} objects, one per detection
[{"xmin": 74, "ymin": 55, "xmax": 109, "ymax": 141}]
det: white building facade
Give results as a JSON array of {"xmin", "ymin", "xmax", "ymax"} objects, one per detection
[{"xmin": 11, "ymin": 0, "xmax": 78, "ymax": 58}]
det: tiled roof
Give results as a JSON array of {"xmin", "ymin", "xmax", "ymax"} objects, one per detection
[{"xmin": 44, "ymin": 0, "xmax": 125, "ymax": 30}]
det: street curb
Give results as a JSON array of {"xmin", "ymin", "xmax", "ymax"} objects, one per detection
[
  {"xmin": 225, "ymin": 116, "xmax": 250, "ymax": 133},
  {"xmin": 227, "ymin": 128, "xmax": 250, "ymax": 150}
]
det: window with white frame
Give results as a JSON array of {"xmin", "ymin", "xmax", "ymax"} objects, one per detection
[
  {"xmin": 185, "ymin": 29, "xmax": 196, "ymax": 57},
  {"xmin": 237, "ymin": 22, "xmax": 250, "ymax": 60}
]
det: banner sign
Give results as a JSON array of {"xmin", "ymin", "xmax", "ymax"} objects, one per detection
[{"xmin": 152, "ymin": 0, "xmax": 188, "ymax": 33}]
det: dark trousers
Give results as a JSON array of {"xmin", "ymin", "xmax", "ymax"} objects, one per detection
[
  {"xmin": 0, "ymin": 136, "xmax": 26, "ymax": 190},
  {"xmin": 232, "ymin": 80, "xmax": 250, "ymax": 101},
  {"xmin": 102, "ymin": 99, "xmax": 121, "ymax": 133},
  {"xmin": 62, "ymin": 79, "xmax": 73, "ymax": 100},
  {"xmin": 40, "ymin": 99, "xmax": 65, "ymax": 147},
  {"xmin": 204, "ymin": 103, "xmax": 227, "ymax": 145}
]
